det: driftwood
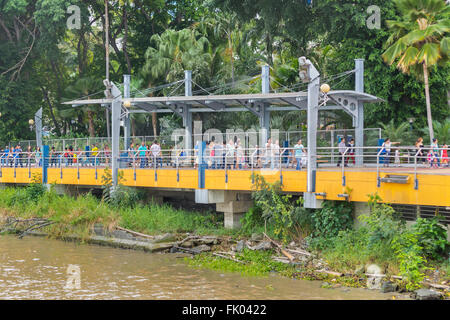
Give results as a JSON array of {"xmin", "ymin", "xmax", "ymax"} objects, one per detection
[
  {"xmin": 116, "ymin": 226, "xmax": 154, "ymax": 239},
  {"xmin": 172, "ymin": 245, "xmax": 204, "ymax": 255},
  {"xmin": 423, "ymin": 282, "xmax": 450, "ymax": 290},
  {"xmin": 263, "ymin": 232, "xmax": 294, "ymax": 261},
  {"xmin": 315, "ymin": 269, "xmax": 343, "ymax": 277},
  {"xmin": 285, "ymin": 248, "xmax": 312, "ymax": 257}
]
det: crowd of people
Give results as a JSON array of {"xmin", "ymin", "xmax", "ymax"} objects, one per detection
[
  {"xmin": 186, "ymin": 138, "xmax": 307, "ymax": 170},
  {"xmin": 0, "ymin": 137, "xmax": 447, "ymax": 169}
]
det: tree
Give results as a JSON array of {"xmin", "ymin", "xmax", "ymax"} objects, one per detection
[
  {"xmin": 63, "ymin": 77, "xmax": 104, "ymax": 137},
  {"xmin": 141, "ymin": 28, "xmax": 212, "ymax": 136},
  {"xmin": 378, "ymin": 119, "xmax": 413, "ymax": 144},
  {"xmin": 382, "ymin": 0, "xmax": 449, "ymax": 143}
]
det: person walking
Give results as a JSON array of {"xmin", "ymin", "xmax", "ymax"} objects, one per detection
[
  {"xmin": 381, "ymin": 138, "xmax": 400, "ymax": 167},
  {"xmin": 347, "ymin": 138, "xmax": 355, "ymax": 166},
  {"xmin": 441, "ymin": 144, "xmax": 448, "ymax": 167},
  {"xmin": 150, "ymin": 140, "xmax": 162, "ymax": 168},
  {"xmin": 294, "ymin": 139, "xmax": 305, "ymax": 170},
  {"xmin": 337, "ymin": 137, "xmax": 347, "ymax": 167},
  {"xmin": 431, "ymin": 138, "xmax": 440, "ymax": 167},
  {"xmin": 35, "ymin": 147, "xmax": 42, "ymax": 167}
]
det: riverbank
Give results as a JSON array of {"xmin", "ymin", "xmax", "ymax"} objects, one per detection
[{"xmin": 0, "ymin": 184, "xmax": 448, "ymax": 299}]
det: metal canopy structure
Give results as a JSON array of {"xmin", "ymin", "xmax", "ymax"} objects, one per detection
[
  {"xmin": 62, "ymin": 58, "xmax": 384, "ymax": 208},
  {"xmin": 66, "ymin": 90, "xmax": 381, "ymax": 113}
]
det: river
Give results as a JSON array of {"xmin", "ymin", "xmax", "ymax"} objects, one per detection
[{"xmin": 0, "ymin": 235, "xmax": 405, "ymax": 300}]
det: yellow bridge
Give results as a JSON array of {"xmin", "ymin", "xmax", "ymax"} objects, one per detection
[{"xmin": 2, "ymin": 166, "xmax": 449, "ymax": 207}]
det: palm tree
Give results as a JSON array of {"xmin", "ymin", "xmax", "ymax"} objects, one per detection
[
  {"xmin": 199, "ymin": 12, "xmax": 242, "ymax": 85},
  {"xmin": 378, "ymin": 119, "xmax": 413, "ymax": 144},
  {"xmin": 420, "ymin": 118, "xmax": 450, "ymax": 143},
  {"xmin": 142, "ymin": 28, "xmax": 212, "ymax": 84},
  {"xmin": 141, "ymin": 29, "xmax": 212, "ymax": 136},
  {"xmin": 63, "ymin": 76, "xmax": 104, "ymax": 137},
  {"xmin": 382, "ymin": 0, "xmax": 449, "ymax": 144}
]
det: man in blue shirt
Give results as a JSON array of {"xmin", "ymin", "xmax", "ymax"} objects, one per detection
[{"xmin": 138, "ymin": 142, "xmax": 147, "ymax": 168}]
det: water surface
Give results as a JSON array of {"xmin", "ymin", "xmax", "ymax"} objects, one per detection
[{"xmin": 0, "ymin": 235, "xmax": 404, "ymax": 300}]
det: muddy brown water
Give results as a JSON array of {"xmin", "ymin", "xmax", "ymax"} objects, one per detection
[{"xmin": 0, "ymin": 235, "xmax": 406, "ymax": 300}]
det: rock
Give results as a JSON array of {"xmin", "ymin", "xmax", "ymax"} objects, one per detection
[
  {"xmin": 93, "ymin": 223, "xmax": 106, "ymax": 236},
  {"xmin": 413, "ymin": 289, "xmax": 442, "ymax": 300},
  {"xmin": 354, "ymin": 265, "xmax": 365, "ymax": 276},
  {"xmin": 195, "ymin": 236, "xmax": 218, "ymax": 245},
  {"xmin": 169, "ymin": 246, "xmax": 179, "ymax": 253},
  {"xmin": 366, "ymin": 264, "xmax": 382, "ymax": 275},
  {"xmin": 180, "ymin": 240, "xmax": 194, "ymax": 248},
  {"xmin": 111, "ymin": 230, "xmax": 134, "ymax": 240},
  {"xmin": 153, "ymin": 233, "xmax": 176, "ymax": 243},
  {"xmin": 321, "ymin": 282, "xmax": 332, "ymax": 289},
  {"xmin": 236, "ymin": 240, "xmax": 246, "ymax": 252},
  {"xmin": 253, "ymin": 241, "xmax": 272, "ymax": 251},
  {"xmin": 251, "ymin": 233, "xmax": 263, "ymax": 241},
  {"xmin": 380, "ymin": 281, "xmax": 398, "ymax": 293},
  {"xmin": 367, "ymin": 276, "xmax": 383, "ymax": 290},
  {"xmin": 193, "ymin": 244, "xmax": 211, "ymax": 253}
]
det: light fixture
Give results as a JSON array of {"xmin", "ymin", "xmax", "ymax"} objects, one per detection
[
  {"xmin": 320, "ymin": 83, "xmax": 331, "ymax": 93},
  {"xmin": 123, "ymin": 100, "xmax": 132, "ymax": 108},
  {"xmin": 28, "ymin": 119, "xmax": 34, "ymax": 125}
]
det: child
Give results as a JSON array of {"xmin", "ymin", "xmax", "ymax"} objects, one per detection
[
  {"xmin": 441, "ymin": 144, "xmax": 448, "ymax": 167},
  {"xmin": 427, "ymin": 150, "xmax": 438, "ymax": 168}
]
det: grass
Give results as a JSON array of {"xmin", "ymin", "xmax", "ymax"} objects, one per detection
[{"xmin": 0, "ymin": 185, "xmax": 236, "ymax": 239}]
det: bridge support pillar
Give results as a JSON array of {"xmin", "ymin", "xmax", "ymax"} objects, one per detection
[
  {"xmin": 217, "ymin": 200, "xmax": 253, "ymax": 229},
  {"xmin": 196, "ymin": 190, "xmax": 252, "ymax": 229},
  {"xmin": 353, "ymin": 201, "xmax": 370, "ymax": 229}
]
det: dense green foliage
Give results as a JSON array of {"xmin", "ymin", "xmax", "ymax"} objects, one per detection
[
  {"xmin": 0, "ymin": 184, "xmax": 227, "ymax": 237},
  {"xmin": 243, "ymin": 176, "xmax": 449, "ymax": 289},
  {"xmin": 0, "ymin": 0, "xmax": 448, "ymax": 145}
]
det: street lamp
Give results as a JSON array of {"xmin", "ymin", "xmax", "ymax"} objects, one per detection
[{"xmin": 408, "ymin": 117, "xmax": 415, "ymax": 132}]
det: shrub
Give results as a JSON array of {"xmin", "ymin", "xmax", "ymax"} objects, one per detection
[
  {"xmin": 310, "ymin": 201, "xmax": 353, "ymax": 239},
  {"xmin": 412, "ymin": 217, "xmax": 449, "ymax": 261}
]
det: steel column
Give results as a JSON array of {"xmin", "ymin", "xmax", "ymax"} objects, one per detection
[
  {"xmin": 110, "ymin": 83, "xmax": 122, "ymax": 188},
  {"xmin": 35, "ymin": 107, "xmax": 43, "ymax": 150},
  {"xmin": 260, "ymin": 65, "xmax": 270, "ymax": 145},
  {"xmin": 123, "ymin": 75, "xmax": 131, "ymax": 150},
  {"xmin": 184, "ymin": 71, "xmax": 193, "ymax": 156},
  {"xmin": 355, "ymin": 59, "xmax": 364, "ymax": 166}
]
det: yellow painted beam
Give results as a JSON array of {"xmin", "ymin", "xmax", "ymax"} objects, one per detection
[{"xmin": 1, "ymin": 167, "xmax": 448, "ymax": 207}]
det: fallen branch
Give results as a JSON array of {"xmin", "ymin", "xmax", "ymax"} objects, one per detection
[
  {"xmin": 172, "ymin": 245, "xmax": 202, "ymax": 255},
  {"xmin": 116, "ymin": 226, "xmax": 154, "ymax": 239},
  {"xmin": 212, "ymin": 253, "xmax": 245, "ymax": 264},
  {"xmin": 18, "ymin": 221, "xmax": 56, "ymax": 239},
  {"xmin": 285, "ymin": 248, "xmax": 312, "ymax": 257},
  {"xmin": 176, "ymin": 235, "xmax": 199, "ymax": 245},
  {"xmin": 315, "ymin": 269, "xmax": 343, "ymax": 277},
  {"xmin": 423, "ymin": 282, "xmax": 450, "ymax": 290},
  {"xmin": 263, "ymin": 232, "xmax": 294, "ymax": 261}
]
